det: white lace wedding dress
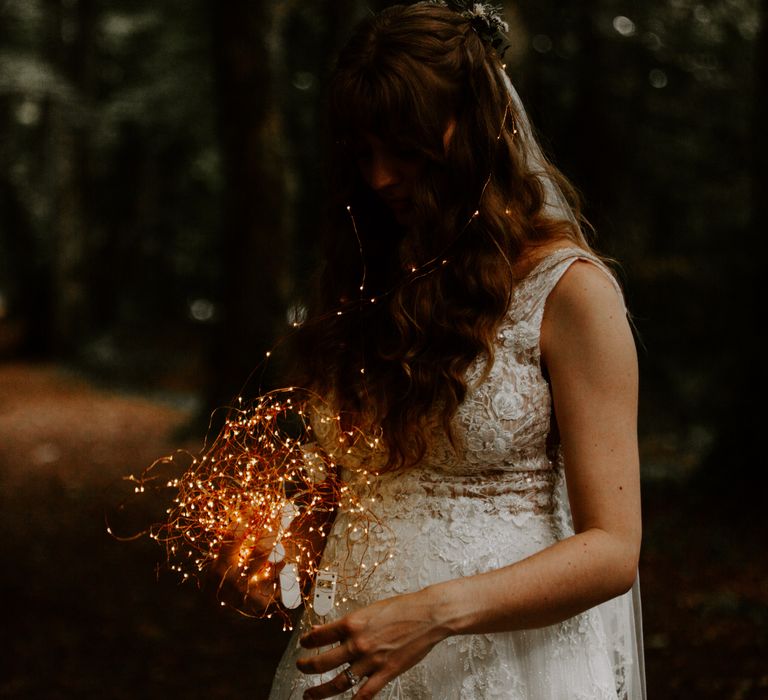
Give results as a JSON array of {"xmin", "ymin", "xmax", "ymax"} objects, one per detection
[{"xmin": 268, "ymin": 247, "xmax": 646, "ymax": 699}]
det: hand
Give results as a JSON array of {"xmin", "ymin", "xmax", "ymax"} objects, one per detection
[
  {"xmin": 212, "ymin": 530, "xmax": 283, "ymax": 611},
  {"xmin": 296, "ymin": 589, "xmax": 449, "ymax": 699},
  {"xmin": 211, "ymin": 505, "xmax": 333, "ymax": 613}
]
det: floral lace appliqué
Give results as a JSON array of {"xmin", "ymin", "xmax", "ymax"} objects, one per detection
[{"xmin": 269, "ymin": 249, "xmax": 643, "ymax": 700}]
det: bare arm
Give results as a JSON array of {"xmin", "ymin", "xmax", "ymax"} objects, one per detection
[
  {"xmin": 428, "ymin": 260, "xmax": 641, "ymax": 634},
  {"xmin": 298, "ymin": 260, "xmax": 641, "ymax": 698}
]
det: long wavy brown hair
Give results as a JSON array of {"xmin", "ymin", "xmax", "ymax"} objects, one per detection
[{"xmin": 291, "ymin": 2, "xmax": 600, "ymax": 471}]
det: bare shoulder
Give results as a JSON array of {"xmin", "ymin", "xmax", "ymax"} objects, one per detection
[
  {"xmin": 547, "ymin": 259, "xmax": 624, "ymax": 319},
  {"xmin": 541, "ymin": 259, "xmax": 634, "ymax": 369}
]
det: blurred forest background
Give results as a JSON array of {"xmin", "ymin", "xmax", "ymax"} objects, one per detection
[{"xmin": 0, "ymin": 0, "xmax": 766, "ymax": 698}]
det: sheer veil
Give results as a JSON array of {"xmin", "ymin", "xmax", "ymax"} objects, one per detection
[
  {"xmin": 499, "ymin": 70, "xmax": 580, "ymax": 229},
  {"xmin": 500, "ymin": 68, "xmax": 647, "ymax": 699}
]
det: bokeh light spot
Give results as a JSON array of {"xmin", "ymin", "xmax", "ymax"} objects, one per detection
[
  {"xmin": 532, "ymin": 34, "xmax": 553, "ymax": 54},
  {"xmin": 189, "ymin": 298, "xmax": 216, "ymax": 323},
  {"xmin": 649, "ymin": 69, "xmax": 668, "ymax": 89},
  {"xmin": 613, "ymin": 16, "xmax": 636, "ymax": 37}
]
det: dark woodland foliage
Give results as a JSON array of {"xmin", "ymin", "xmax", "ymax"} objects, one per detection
[
  {"xmin": 1, "ymin": 3, "xmax": 766, "ymax": 699},
  {"xmin": 0, "ymin": 0, "xmax": 763, "ymax": 471}
]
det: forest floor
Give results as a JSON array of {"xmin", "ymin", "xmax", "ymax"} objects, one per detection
[{"xmin": 0, "ymin": 361, "xmax": 766, "ymax": 699}]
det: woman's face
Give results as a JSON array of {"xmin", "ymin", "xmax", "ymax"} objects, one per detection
[
  {"xmin": 354, "ymin": 134, "xmax": 423, "ymax": 225},
  {"xmin": 354, "ymin": 122, "xmax": 455, "ymax": 225}
]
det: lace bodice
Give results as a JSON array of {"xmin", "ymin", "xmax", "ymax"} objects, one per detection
[
  {"xmin": 419, "ymin": 246, "xmax": 606, "ymax": 474},
  {"xmin": 269, "ymin": 247, "xmax": 645, "ymax": 699},
  {"xmin": 315, "ymin": 247, "xmax": 625, "ymax": 514}
]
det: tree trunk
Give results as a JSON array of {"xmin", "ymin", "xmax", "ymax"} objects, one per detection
[
  {"xmin": 207, "ymin": 0, "xmax": 294, "ymax": 408},
  {"xmin": 699, "ymin": 0, "xmax": 767, "ymax": 494},
  {"xmin": 755, "ymin": 0, "xmax": 768, "ymax": 230},
  {"xmin": 740, "ymin": 0, "xmax": 767, "ymax": 477},
  {"xmin": 566, "ymin": 4, "xmax": 613, "ymax": 243},
  {"xmin": 46, "ymin": 0, "xmax": 97, "ymax": 355}
]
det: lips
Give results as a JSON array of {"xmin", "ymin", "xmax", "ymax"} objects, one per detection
[{"xmin": 382, "ymin": 197, "xmax": 410, "ymax": 210}]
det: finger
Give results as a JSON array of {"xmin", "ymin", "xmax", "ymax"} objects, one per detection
[
  {"xmin": 300, "ymin": 620, "xmax": 347, "ymax": 649},
  {"xmin": 214, "ymin": 558, "xmax": 281, "ymax": 611},
  {"xmin": 239, "ymin": 535, "xmax": 280, "ymax": 568},
  {"xmin": 245, "ymin": 570, "xmax": 281, "ymax": 606},
  {"xmin": 246, "ymin": 556, "xmax": 284, "ymax": 582},
  {"xmin": 303, "ymin": 663, "xmax": 368, "ymax": 700},
  {"xmin": 214, "ymin": 533, "xmax": 276, "ymax": 584},
  {"xmin": 352, "ymin": 671, "xmax": 391, "ymax": 700},
  {"xmin": 296, "ymin": 642, "xmax": 353, "ymax": 675}
]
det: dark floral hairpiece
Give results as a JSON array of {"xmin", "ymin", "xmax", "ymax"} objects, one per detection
[{"xmin": 428, "ymin": 1, "xmax": 511, "ymax": 56}]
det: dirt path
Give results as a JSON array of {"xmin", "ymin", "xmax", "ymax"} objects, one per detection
[
  {"xmin": 1, "ymin": 362, "xmax": 766, "ymax": 698},
  {"xmin": 0, "ymin": 362, "xmax": 286, "ymax": 699}
]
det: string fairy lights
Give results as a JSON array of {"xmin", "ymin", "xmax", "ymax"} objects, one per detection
[
  {"xmin": 117, "ymin": 388, "xmax": 388, "ymax": 631},
  {"xmin": 114, "ymin": 72, "xmax": 520, "ymax": 634}
]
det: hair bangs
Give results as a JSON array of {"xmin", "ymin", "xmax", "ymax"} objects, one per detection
[{"xmin": 331, "ymin": 58, "xmax": 449, "ymax": 162}]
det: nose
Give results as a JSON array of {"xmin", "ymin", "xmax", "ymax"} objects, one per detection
[{"xmin": 365, "ymin": 150, "xmax": 401, "ymax": 192}]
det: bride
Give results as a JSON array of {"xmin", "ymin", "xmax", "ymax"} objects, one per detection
[{"xmin": 245, "ymin": 2, "xmax": 645, "ymax": 698}]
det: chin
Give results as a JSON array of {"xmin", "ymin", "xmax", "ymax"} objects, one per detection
[{"xmin": 390, "ymin": 205, "xmax": 415, "ymax": 226}]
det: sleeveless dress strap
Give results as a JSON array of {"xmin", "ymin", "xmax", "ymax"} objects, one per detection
[{"xmin": 514, "ymin": 247, "xmax": 628, "ymax": 328}]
